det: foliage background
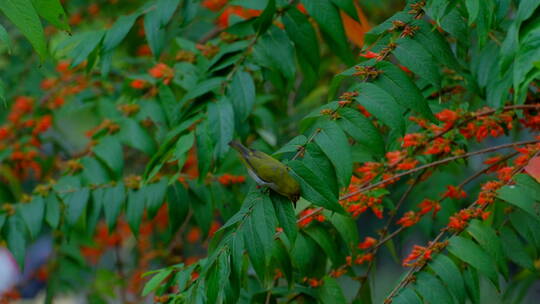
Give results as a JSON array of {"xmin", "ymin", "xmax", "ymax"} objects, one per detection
[{"xmin": 0, "ymin": 0, "xmax": 540, "ymax": 303}]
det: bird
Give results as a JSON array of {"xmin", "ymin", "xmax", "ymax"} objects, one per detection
[{"xmin": 229, "ymin": 141, "xmax": 300, "ymax": 202}]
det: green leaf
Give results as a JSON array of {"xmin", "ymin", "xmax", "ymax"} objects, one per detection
[
  {"xmin": 497, "ymin": 185, "xmax": 540, "ymax": 220},
  {"xmin": 61, "ymin": 188, "xmax": 90, "ymax": 226},
  {"xmin": 314, "ymin": 120, "xmax": 352, "ymax": 188},
  {"xmin": 144, "ymin": 8, "xmax": 166, "ymax": 57},
  {"xmin": 318, "ymin": 276, "xmax": 347, "ymax": 303},
  {"xmin": 302, "ymin": 142, "xmax": 339, "ymax": 196},
  {"xmin": 253, "ymin": 27, "xmax": 296, "ymax": 80},
  {"xmin": 102, "ymin": 183, "xmax": 126, "ymax": 230},
  {"xmin": 208, "ymin": 98, "xmax": 235, "ymax": 159},
  {"xmin": 0, "ymin": 0, "xmax": 47, "ymax": 59},
  {"xmin": 289, "ymin": 160, "xmax": 343, "ymax": 213},
  {"xmin": 31, "ymin": 0, "xmax": 69, "ymax": 31},
  {"xmin": 499, "ymin": 226, "xmax": 534, "ymax": 270},
  {"xmin": 271, "ymin": 193, "xmax": 298, "ymax": 244},
  {"xmin": 5, "ymin": 214, "xmax": 27, "ymax": 268},
  {"xmin": 80, "ymin": 156, "xmax": 110, "ymax": 185},
  {"xmin": 18, "ymin": 196, "xmax": 45, "ymax": 239},
  {"xmin": 394, "ymin": 37, "xmax": 441, "ymax": 88},
  {"xmin": 331, "ymin": 0, "xmax": 358, "ymax": 20},
  {"xmin": 242, "ymin": 197, "xmax": 277, "ymax": 283},
  {"xmin": 413, "ymin": 20, "xmax": 459, "ymax": 69},
  {"xmin": 45, "ymin": 194, "xmax": 60, "ymax": 229},
  {"xmin": 195, "ymin": 121, "xmax": 213, "ymax": 180},
  {"xmin": 206, "ymin": 251, "xmax": 231, "ymax": 304},
  {"xmin": 304, "ymin": 225, "xmax": 340, "ymax": 265},
  {"xmin": 156, "ymin": 0, "xmax": 180, "ymax": 26},
  {"xmin": 145, "ymin": 179, "xmax": 168, "ymax": 218},
  {"xmin": 158, "ymin": 84, "xmax": 180, "ymax": 127},
  {"xmin": 337, "ymin": 107, "xmax": 385, "ymax": 156},
  {"xmin": 372, "ymin": 61, "xmax": 436, "ymax": 122},
  {"xmin": 127, "ymin": 189, "xmax": 146, "ymax": 234},
  {"xmin": 302, "ymin": 0, "xmax": 354, "ymax": 65},
  {"xmin": 190, "ymin": 182, "xmax": 214, "ymax": 236},
  {"xmin": 465, "ymin": 0, "xmax": 480, "ymax": 25},
  {"xmin": 0, "ymin": 214, "xmax": 5, "ymax": 232},
  {"xmin": 354, "ymin": 82, "xmax": 405, "ymax": 135},
  {"xmin": 466, "ymin": 220, "xmax": 508, "ymax": 279},
  {"xmin": 142, "ymin": 268, "xmax": 173, "ymax": 296},
  {"xmin": 392, "ymin": 288, "xmax": 422, "ymax": 304},
  {"xmin": 230, "ymin": 231, "xmax": 245, "ymax": 281},
  {"xmin": 254, "ymin": 0, "xmax": 275, "ymax": 34},
  {"xmin": 283, "ymin": 7, "xmax": 320, "ymax": 70},
  {"xmin": 167, "ymin": 182, "xmax": 189, "ymax": 233},
  {"xmin": 103, "ymin": 13, "xmax": 138, "ymax": 51},
  {"xmin": 69, "ymin": 30, "xmax": 105, "ymax": 67},
  {"xmin": 513, "ymin": 174, "xmax": 540, "ymax": 200},
  {"xmin": 429, "ymin": 254, "xmax": 466, "ymax": 303},
  {"xmin": 93, "ymin": 136, "xmax": 124, "ymax": 178},
  {"xmin": 0, "ymin": 24, "xmax": 12, "ymax": 53},
  {"xmin": 273, "ymin": 135, "xmax": 307, "ymax": 157},
  {"xmin": 228, "ymin": 71, "xmax": 255, "ymax": 122},
  {"xmin": 328, "ymin": 212, "xmax": 358, "ymax": 251},
  {"xmin": 447, "ymin": 236, "xmax": 498, "ymax": 287},
  {"xmin": 181, "ymin": 77, "xmax": 224, "ymax": 103},
  {"xmin": 413, "ymin": 272, "xmax": 453, "ymax": 304},
  {"xmin": 463, "ymin": 266, "xmax": 480, "ymax": 304},
  {"xmin": 119, "ymin": 118, "xmax": 157, "ymax": 155},
  {"xmin": 173, "ymin": 132, "xmax": 194, "ymax": 169}
]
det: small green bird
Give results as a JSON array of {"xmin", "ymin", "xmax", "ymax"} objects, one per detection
[{"xmin": 229, "ymin": 141, "xmax": 300, "ymax": 202}]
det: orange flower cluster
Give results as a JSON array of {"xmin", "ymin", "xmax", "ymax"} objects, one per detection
[
  {"xmin": 358, "ymin": 236, "xmax": 377, "ymax": 250},
  {"xmin": 401, "ymin": 133, "xmax": 425, "ymax": 148},
  {"xmin": 131, "ymin": 79, "xmax": 148, "ymax": 90},
  {"xmin": 441, "ymin": 185, "xmax": 466, "ymax": 199},
  {"xmin": 218, "ymin": 174, "xmax": 246, "ymax": 186},
  {"xmin": 217, "ymin": 6, "xmax": 261, "ymax": 28},
  {"xmin": 355, "ymin": 162, "xmax": 382, "ymax": 184},
  {"xmin": 298, "ymin": 208, "xmax": 326, "ymax": 228},
  {"xmin": 447, "ymin": 208, "xmax": 490, "ymax": 232},
  {"xmin": 342, "ymin": 180, "xmax": 383, "ymax": 218},
  {"xmin": 417, "ymin": 199, "xmax": 441, "ymax": 217},
  {"xmin": 402, "ymin": 245, "xmax": 432, "ymax": 267},
  {"xmin": 396, "ymin": 211, "xmax": 420, "ymax": 228},
  {"xmin": 474, "ymin": 181, "xmax": 502, "ymax": 206},
  {"xmin": 81, "ymin": 220, "xmax": 132, "ymax": 264},
  {"xmin": 149, "ymin": 63, "xmax": 174, "ymax": 85},
  {"xmin": 520, "ymin": 107, "xmax": 540, "ymax": 131}
]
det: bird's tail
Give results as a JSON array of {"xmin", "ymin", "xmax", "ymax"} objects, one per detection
[{"xmin": 229, "ymin": 140, "xmax": 251, "ymax": 157}]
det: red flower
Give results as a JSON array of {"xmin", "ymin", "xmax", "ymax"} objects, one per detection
[
  {"xmin": 354, "ymin": 253, "xmax": 374, "ymax": 265},
  {"xmin": 149, "ymin": 63, "xmax": 174, "ymax": 84},
  {"xmin": 33, "ymin": 115, "xmax": 53, "ymax": 135},
  {"xmin": 217, "ymin": 6, "xmax": 261, "ymax": 28},
  {"xmin": 130, "ymin": 79, "xmax": 148, "ymax": 90},
  {"xmin": 496, "ymin": 166, "xmax": 514, "ymax": 182},
  {"xmin": 358, "ymin": 236, "xmax": 377, "ymax": 250},
  {"xmin": 435, "ymin": 109, "xmax": 459, "ymax": 130},
  {"xmin": 402, "ymin": 245, "xmax": 432, "ymax": 267},
  {"xmin": 386, "ymin": 150, "xmax": 405, "ymax": 166},
  {"xmin": 424, "ymin": 137, "xmax": 451, "ymax": 155},
  {"xmin": 397, "ymin": 158, "xmax": 418, "ymax": 170},
  {"xmin": 201, "ymin": 0, "xmax": 227, "ymax": 11},
  {"xmin": 402, "ymin": 133, "xmax": 424, "ymax": 148},
  {"xmin": 442, "ymin": 185, "xmax": 466, "ymax": 199},
  {"xmin": 186, "ymin": 227, "xmax": 202, "ymax": 243},
  {"xmin": 360, "ymin": 51, "xmax": 379, "ymax": 59},
  {"xmin": 418, "ymin": 199, "xmax": 441, "ymax": 216},
  {"xmin": 396, "ymin": 211, "xmax": 420, "ymax": 227}
]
